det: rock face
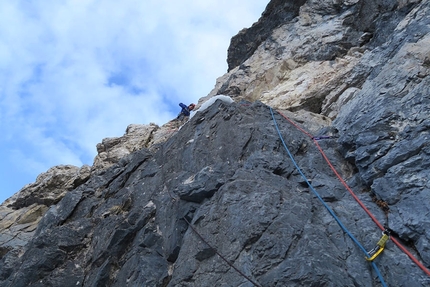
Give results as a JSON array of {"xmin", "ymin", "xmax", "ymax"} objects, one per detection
[
  {"xmin": 334, "ymin": 27, "xmax": 430, "ymax": 268},
  {"xmin": 1, "ymin": 0, "xmax": 430, "ymax": 286},
  {"xmin": 227, "ymin": 0, "xmax": 307, "ymax": 71},
  {"xmin": 0, "ymin": 100, "xmax": 427, "ymax": 286},
  {"xmin": 0, "ymin": 121, "xmax": 180, "ymax": 261},
  {"xmin": 1, "ymin": 102, "xmax": 422, "ymax": 286},
  {"xmin": 0, "ymin": 165, "xmax": 91, "ymax": 263},
  {"xmin": 204, "ymin": 0, "xmax": 425, "ymax": 119},
  {"xmin": 93, "ymin": 122, "xmax": 180, "ymax": 171}
]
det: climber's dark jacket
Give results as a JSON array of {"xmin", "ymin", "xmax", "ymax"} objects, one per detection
[{"xmin": 178, "ymin": 103, "xmax": 190, "ymax": 117}]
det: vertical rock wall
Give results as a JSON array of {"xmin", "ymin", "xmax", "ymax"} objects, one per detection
[{"xmin": 1, "ymin": 100, "xmax": 429, "ymax": 286}]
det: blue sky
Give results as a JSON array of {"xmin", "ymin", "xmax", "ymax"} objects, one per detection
[{"xmin": 0, "ymin": 0, "xmax": 268, "ymax": 204}]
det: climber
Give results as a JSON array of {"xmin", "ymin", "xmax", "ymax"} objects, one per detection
[{"xmin": 176, "ymin": 103, "xmax": 196, "ymax": 121}]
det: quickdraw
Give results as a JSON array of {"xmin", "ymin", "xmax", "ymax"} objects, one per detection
[{"xmin": 366, "ymin": 230, "xmax": 391, "ymax": 261}]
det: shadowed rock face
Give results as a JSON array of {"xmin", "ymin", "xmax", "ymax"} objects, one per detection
[
  {"xmin": 1, "ymin": 0, "xmax": 430, "ymax": 286},
  {"xmin": 1, "ymin": 100, "xmax": 429, "ymax": 286}
]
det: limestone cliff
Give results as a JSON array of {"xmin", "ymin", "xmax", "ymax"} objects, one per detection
[{"xmin": 1, "ymin": 0, "xmax": 430, "ymax": 286}]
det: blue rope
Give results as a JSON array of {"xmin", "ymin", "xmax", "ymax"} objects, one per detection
[{"xmin": 270, "ymin": 107, "xmax": 387, "ymax": 287}]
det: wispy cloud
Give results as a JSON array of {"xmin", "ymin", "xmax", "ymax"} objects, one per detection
[{"xmin": 0, "ymin": 0, "xmax": 267, "ymax": 202}]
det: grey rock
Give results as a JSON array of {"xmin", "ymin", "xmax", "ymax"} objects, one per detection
[
  {"xmin": 2, "ymin": 100, "xmax": 429, "ymax": 286},
  {"xmin": 5, "ymin": 164, "xmax": 90, "ymax": 209},
  {"xmin": 92, "ymin": 123, "xmax": 159, "ymax": 170},
  {"xmin": 334, "ymin": 0, "xmax": 430, "ymax": 274},
  {"xmin": 227, "ymin": 0, "xmax": 306, "ymax": 71},
  {"xmin": 0, "ymin": 164, "xmax": 91, "ymax": 264}
]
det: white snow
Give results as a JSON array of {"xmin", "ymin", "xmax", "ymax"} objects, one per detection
[{"xmin": 190, "ymin": 95, "xmax": 234, "ymax": 119}]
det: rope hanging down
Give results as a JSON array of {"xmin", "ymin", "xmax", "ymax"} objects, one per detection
[
  {"xmin": 275, "ymin": 109, "xmax": 430, "ymax": 277},
  {"xmin": 183, "ymin": 217, "xmax": 262, "ymax": 287},
  {"xmin": 270, "ymin": 107, "xmax": 387, "ymax": 287}
]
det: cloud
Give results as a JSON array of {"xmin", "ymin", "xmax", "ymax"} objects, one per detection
[{"xmin": 0, "ymin": 0, "xmax": 268, "ymax": 202}]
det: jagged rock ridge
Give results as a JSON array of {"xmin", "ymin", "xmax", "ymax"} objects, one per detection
[{"xmin": 1, "ymin": 0, "xmax": 430, "ymax": 286}]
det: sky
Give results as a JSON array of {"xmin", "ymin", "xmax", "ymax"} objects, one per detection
[{"xmin": 0, "ymin": 0, "xmax": 269, "ymax": 204}]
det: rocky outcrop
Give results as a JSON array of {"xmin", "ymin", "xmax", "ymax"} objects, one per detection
[
  {"xmin": 0, "ymin": 121, "xmax": 181, "ymax": 265},
  {"xmin": 5, "ymin": 165, "xmax": 91, "ymax": 210},
  {"xmin": 93, "ymin": 122, "xmax": 180, "ymax": 170},
  {"xmin": 1, "ymin": 0, "xmax": 430, "ymax": 286},
  {"xmin": 92, "ymin": 124, "xmax": 158, "ymax": 170},
  {"xmin": 205, "ymin": 0, "xmax": 423, "ymax": 119},
  {"xmin": 0, "ymin": 165, "xmax": 90, "ymax": 260},
  {"xmin": 227, "ymin": 0, "xmax": 307, "ymax": 71}
]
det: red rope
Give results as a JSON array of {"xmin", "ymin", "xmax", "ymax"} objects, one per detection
[
  {"xmin": 312, "ymin": 140, "xmax": 385, "ymax": 230},
  {"xmin": 276, "ymin": 110, "xmax": 430, "ymax": 277}
]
